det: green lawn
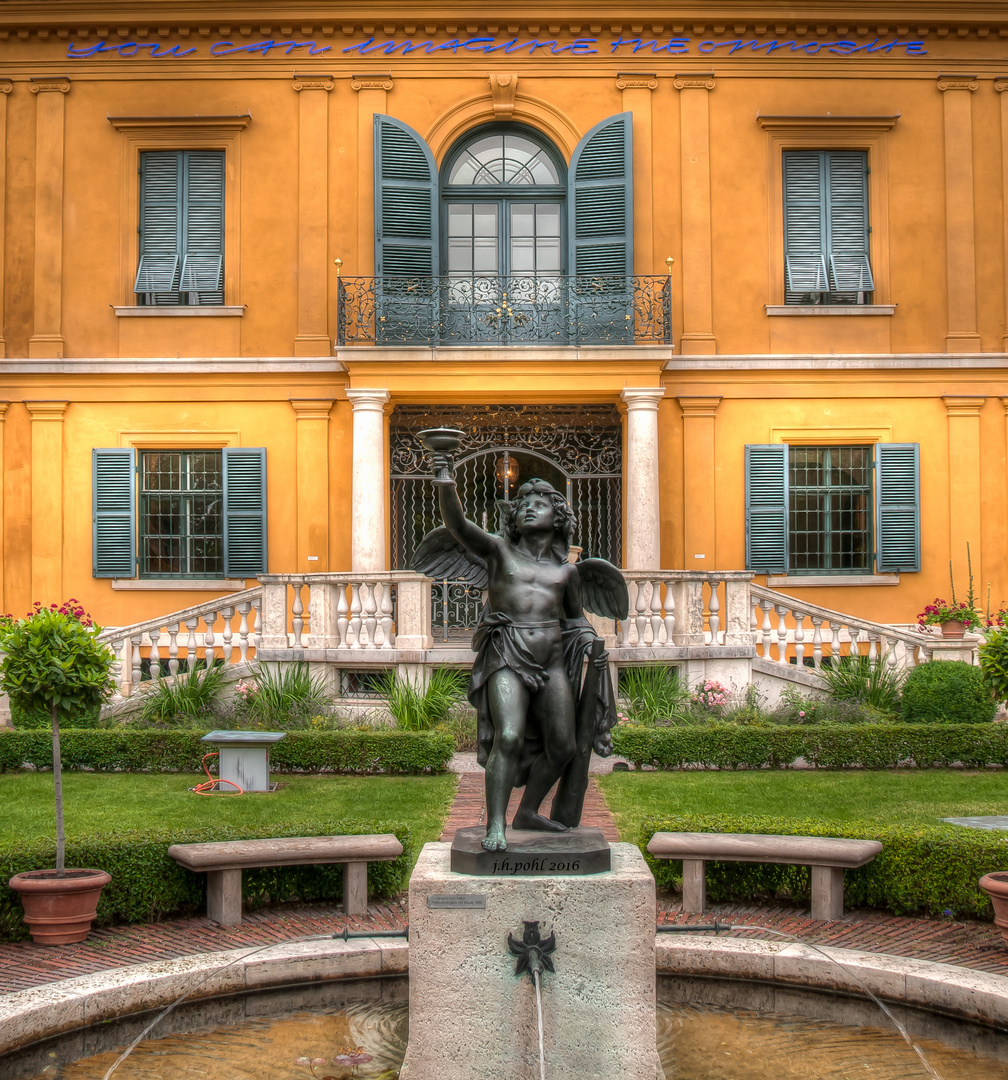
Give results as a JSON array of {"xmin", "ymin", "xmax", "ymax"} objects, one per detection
[
  {"xmin": 598, "ymin": 769, "xmax": 1008, "ymax": 839},
  {"xmin": 0, "ymin": 772, "xmax": 458, "ymax": 867}
]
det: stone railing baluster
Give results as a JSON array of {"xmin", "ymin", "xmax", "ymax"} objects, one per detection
[
  {"xmin": 337, "ymin": 584, "xmax": 350, "ymax": 648},
  {"xmin": 707, "ymin": 578, "xmax": 721, "ymax": 644},
  {"xmin": 379, "ymin": 582, "xmax": 395, "ymax": 648},
  {"xmin": 348, "ymin": 583, "xmax": 363, "ymax": 648},
  {"xmin": 148, "ymin": 629, "xmax": 161, "ymax": 682},
  {"xmin": 221, "ymin": 606, "xmax": 234, "ymax": 663},
  {"xmin": 774, "ymin": 605, "xmax": 789, "ymax": 664},
  {"xmin": 167, "ymin": 623, "xmax": 180, "ymax": 677},
  {"xmin": 662, "ymin": 577, "xmax": 677, "ymax": 644},
  {"xmin": 649, "ymin": 578, "xmax": 663, "ymax": 645},
  {"xmin": 236, "ymin": 603, "xmax": 251, "ymax": 662},
  {"xmin": 203, "ymin": 611, "xmax": 217, "ymax": 668},
  {"xmin": 793, "ymin": 612, "xmax": 805, "ymax": 668},
  {"xmin": 130, "ymin": 634, "xmax": 143, "ymax": 687},
  {"xmin": 363, "ymin": 582, "xmax": 378, "ymax": 648},
  {"xmin": 291, "ymin": 582, "xmax": 305, "ymax": 648},
  {"xmin": 185, "ymin": 621, "xmax": 198, "ymax": 670},
  {"xmin": 811, "ymin": 617, "xmax": 824, "ymax": 669}
]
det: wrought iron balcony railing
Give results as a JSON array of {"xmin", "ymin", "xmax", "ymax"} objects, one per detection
[{"xmin": 336, "ymin": 274, "xmax": 672, "ymax": 347}]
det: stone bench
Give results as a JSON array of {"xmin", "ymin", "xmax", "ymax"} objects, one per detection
[
  {"xmin": 646, "ymin": 832, "xmax": 882, "ymax": 921},
  {"xmin": 167, "ymin": 834, "xmax": 404, "ymax": 926}
]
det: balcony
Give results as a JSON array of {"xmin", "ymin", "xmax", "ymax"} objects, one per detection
[{"xmin": 336, "ymin": 275, "xmax": 672, "ymax": 347}]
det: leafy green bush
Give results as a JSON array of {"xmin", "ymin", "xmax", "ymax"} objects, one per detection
[
  {"xmin": 610, "ymin": 721, "xmax": 1008, "ymax": 770},
  {"xmin": 618, "ymin": 665, "xmax": 691, "ymax": 724},
  {"xmin": 980, "ymin": 626, "xmax": 1008, "ymax": 706},
  {"xmin": 379, "ymin": 668, "xmax": 468, "ymax": 732},
  {"xmin": 0, "ymin": 819, "xmax": 411, "ymax": 942},
  {"xmin": 0, "ymin": 728, "xmax": 455, "ymax": 774},
  {"xmin": 241, "ymin": 661, "xmax": 332, "ymax": 727},
  {"xmin": 821, "ymin": 654, "xmax": 904, "ymax": 715},
  {"xmin": 901, "ymin": 660, "xmax": 995, "ymax": 724},
  {"xmin": 140, "ymin": 662, "xmax": 227, "ymax": 725},
  {"xmin": 11, "ymin": 699, "xmax": 101, "ymax": 729},
  {"xmin": 640, "ymin": 812, "xmax": 1006, "ymax": 918}
]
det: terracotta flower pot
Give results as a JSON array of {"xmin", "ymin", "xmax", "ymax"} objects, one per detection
[
  {"xmin": 941, "ymin": 620, "xmax": 966, "ymax": 639},
  {"xmin": 979, "ymin": 872, "xmax": 1008, "ymax": 948},
  {"xmin": 7, "ymin": 868, "xmax": 111, "ymax": 945}
]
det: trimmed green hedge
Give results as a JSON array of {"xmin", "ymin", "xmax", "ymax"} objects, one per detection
[
  {"xmin": 0, "ymin": 728, "xmax": 454, "ymax": 774},
  {"xmin": 640, "ymin": 813, "xmax": 1007, "ymax": 919},
  {"xmin": 0, "ymin": 819, "xmax": 411, "ymax": 942},
  {"xmin": 901, "ymin": 660, "xmax": 997, "ymax": 724},
  {"xmin": 611, "ymin": 722, "xmax": 1008, "ymax": 770}
]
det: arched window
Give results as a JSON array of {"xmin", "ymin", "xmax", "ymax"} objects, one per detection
[{"xmin": 440, "ymin": 127, "xmax": 566, "ymax": 282}]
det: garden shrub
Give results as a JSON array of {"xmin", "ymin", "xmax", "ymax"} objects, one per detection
[
  {"xmin": 980, "ymin": 626, "xmax": 1008, "ymax": 705},
  {"xmin": 0, "ymin": 819, "xmax": 411, "ymax": 942},
  {"xmin": 611, "ymin": 721, "xmax": 1008, "ymax": 770},
  {"xmin": 11, "ymin": 700, "xmax": 101, "ymax": 729},
  {"xmin": 901, "ymin": 660, "xmax": 995, "ymax": 724},
  {"xmin": 0, "ymin": 728, "xmax": 455, "ymax": 774},
  {"xmin": 639, "ymin": 812, "xmax": 1006, "ymax": 919},
  {"xmin": 617, "ymin": 665, "xmax": 691, "ymax": 725}
]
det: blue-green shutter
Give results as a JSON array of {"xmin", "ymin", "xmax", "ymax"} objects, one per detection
[
  {"xmin": 93, "ymin": 448, "xmax": 136, "ymax": 578},
  {"xmin": 875, "ymin": 443, "xmax": 919, "ymax": 573},
  {"xmin": 825, "ymin": 152, "xmax": 873, "ymax": 297},
  {"xmin": 745, "ymin": 444, "xmax": 788, "ymax": 574},
  {"xmin": 180, "ymin": 151, "xmax": 225, "ymax": 303},
  {"xmin": 783, "ymin": 151, "xmax": 828, "ymax": 300},
  {"xmin": 569, "ymin": 112, "xmax": 633, "ymax": 342},
  {"xmin": 135, "ymin": 152, "xmax": 182, "ymax": 304},
  {"xmin": 223, "ymin": 448, "xmax": 267, "ymax": 577}
]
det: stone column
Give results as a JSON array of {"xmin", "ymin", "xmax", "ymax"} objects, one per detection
[
  {"xmin": 938, "ymin": 76, "xmax": 981, "ymax": 352},
  {"xmin": 996, "ymin": 80, "xmax": 1008, "ymax": 351},
  {"xmin": 26, "ymin": 401, "xmax": 69, "ymax": 601},
  {"xmin": 617, "ymin": 74, "xmax": 657, "ymax": 271},
  {"xmin": 290, "ymin": 399, "xmax": 334, "ymax": 572},
  {"xmin": 943, "ymin": 396, "xmax": 985, "ymax": 586},
  {"xmin": 347, "ymin": 388, "xmax": 390, "ymax": 572},
  {"xmin": 352, "ymin": 76, "xmax": 393, "ymax": 273},
  {"xmin": 0, "ymin": 402, "xmax": 8, "ymax": 611},
  {"xmin": 678, "ymin": 396, "xmax": 722, "ymax": 570},
  {"xmin": 292, "ymin": 77, "xmax": 335, "ymax": 356},
  {"xmin": 674, "ymin": 74, "xmax": 716, "ymax": 355},
  {"xmin": 621, "ymin": 388, "xmax": 665, "ymax": 571},
  {"xmin": 0, "ymin": 81, "xmax": 11, "ymax": 358},
  {"xmin": 28, "ymin": 78, "xmax": 69, "ymax": 359}
]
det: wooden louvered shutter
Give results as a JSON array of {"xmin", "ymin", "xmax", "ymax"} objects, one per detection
[
  {"xmin": 180, "ymin": 151, "xmax": 225, "ymax": 304},
  {"xmin": 783, "ymin": 151, "xmax": 828, "ymax": 302},
  {"xmin": 569, "ymin": 113, "xmax": 633, "ymax": 343},
  {"xmin": 875, "ymin": 443, "xmax": 919, "ymax": 573},
  {"xmin": 93, "ymin": 448, "xmax": 136, "ymax": 578},
  {"xmin": 745, "ymin": 445, "xmax": 788, "ymax": 574},
  {"xmin": 135, "ymin": 152, "xmax": 182, "ymax": 304},
  {"xmin": 223, "ymin": 448, "xmax": 267, "ymax": 577},
  {"xmin": 825, "ymin": 151, "xmax": 873, "ymax": 300},
  {"xmin": 373, "ymin": 115, "xmax": 439, "ymax": 343}
]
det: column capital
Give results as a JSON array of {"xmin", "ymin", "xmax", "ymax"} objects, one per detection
[
  {"xmin": 346, "ymin": 387, "xmax": 391, "ymax": 412},
  {"xmin": 25, "ymin": 400, "xmax": 69, "ymax": 421},
  {"xmin": 620, "ymin": 387, "xmax": 665, "ymax": 412},
  {"xmin": 943, "ymin": 395, "xmax": 986, "ymax": 417},
  {"xmin": 351, "ymin": 75, "xmax": 393, "ymax": 92},
  {"xmin": 289, "ymin": 398, "xmax": 334, "ymax": 420},
  {"xmin": 996, "ymin": 78, "xmax": 1008, "ymax": 93},
  {"xmin": 937, "ymin": 75, "xmax": 978, "ymax": 93},
  {"xmin": 674, "ymin": 73, "xmax": 715, "ymax": 91},
  {"xmin": 29, "ymin": 77, "xmax": 69, "ymax": 94},
  {"xmin": 292, "ymin": 75, "xmax": 334, "ymax": 93},
  {"xmin": 1001, "ymin": 396, "xmax": 1008, "ymax": 415},
  {"xmin": 617, "ymin": 73, "xmax": 658, "ymax": 91},
  {"xmin": 677, "ymin": 395, "xmax": 722, "ymax": 419},
  {"xmin": 0, "ymin": 79, "xmax": 11, "ymax": 95},
  {"xmin": 0, "ymin": 402, "xmax": 8, "ymax": 421}
]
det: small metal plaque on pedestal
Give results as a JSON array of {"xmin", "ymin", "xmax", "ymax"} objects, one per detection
[{"xmin": 450, "ymin": 825, "xmax": 611, "ymax": 876}]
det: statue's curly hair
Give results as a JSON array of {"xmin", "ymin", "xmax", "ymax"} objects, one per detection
[{"xmin": 503, "ymin": 479, "xmax": 574, "ymax": 564}]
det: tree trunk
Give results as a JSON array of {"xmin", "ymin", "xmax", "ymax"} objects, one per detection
[{"xmin": 51, "ymin": 701, "xmax": 65, "ymax": 877}]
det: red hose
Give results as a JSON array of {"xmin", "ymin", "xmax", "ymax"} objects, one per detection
[{"xmin": 189, "ymin": 751, "xmax": 244, "ymax": 795}]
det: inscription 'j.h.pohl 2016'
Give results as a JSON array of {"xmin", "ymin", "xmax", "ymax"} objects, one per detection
[{"xmin": 412, "ymin": 427, "xmax": 629, "ymax": 853}]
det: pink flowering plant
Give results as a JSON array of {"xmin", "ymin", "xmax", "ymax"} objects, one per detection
[
  {"xmin": 916, "ymin": 598, "xmax": 980, "ymax": 630},
  {"xmin": 690, "ymin": 679, "xmax": 729, "ymax": 713}
]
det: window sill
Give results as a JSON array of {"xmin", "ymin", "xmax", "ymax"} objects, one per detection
[
  {"xmin": 111, "ymin": 579, "xmax": 247, "ymax": 591},
  {"xmin": 767, "ymin": 573, "xmax": 900, "ymax": 587},
  {"xmin": 764, "ymin": 305, "xmax": 896, "ymax": 317},
  {"xmin": 113, "ymin": 306, "xmax": 245, "ymax": 318}
]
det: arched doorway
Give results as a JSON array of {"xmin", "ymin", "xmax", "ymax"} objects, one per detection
[{"xmin": 390, "ymin": 404, "xmax": 622, "ymax": 641}]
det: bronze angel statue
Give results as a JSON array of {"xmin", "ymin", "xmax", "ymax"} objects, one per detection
[{"xmin": 412, "ymin": 435, "xmax": 628, "ymax": 852}]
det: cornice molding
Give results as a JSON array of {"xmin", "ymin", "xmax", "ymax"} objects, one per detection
[
  {"xmin": 943, "ymin": 395, "xmax": 986, "ymax": 416},
  {"xmin": 107, "ymin": 113, "xmax": 251, "ymax": 131},
  {"xmin": 676, "ymin": 395, "xmax": 722, "ymax": 419},
  {"xmin": 25, "ymin": 400, "xmax": 70, "ymax": 420},
  {"xmin": 757, "ymin": 114, "xmax": 899, "ymax": 131}
]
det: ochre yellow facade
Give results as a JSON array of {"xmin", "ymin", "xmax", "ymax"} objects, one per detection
[{"xmin": 1, "ymin": 2, "xmax": 1007, "ymax": 631}]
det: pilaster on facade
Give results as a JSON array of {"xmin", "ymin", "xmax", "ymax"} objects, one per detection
[
  {"xmin": 292, "ymin": 77, "xmax": 334, "ymax": 357},
  {"xmin": 290, "ymin": 399, "xmax": 335, "ymax": 572},
  {"xmin": 618, "ymin": 74, "xmax": 657, "ymax": 273},
  {"xmin": 996, "ymin": 79, "xmax": 1008, "ymax": 352},
  {"xmin": 678, "ymin": 396, "xmax": 722, "ymax": 571},
  {"xmin": 621, "ymin": 387, "xmax": 665, "ymax": 571},
  {"xmin": 938, "ymin": 76, "xmax": 981, "ymax": 353},
  {"xmin": 347, "ymin": 388, "xmax": 391, "ymax": 573},
  {"xmin": 28, "ymin": 78, "xmax": 70, "ymax": 359},
  {"xmin": 352, "ymin": 75, "xmax": 394, "ymax": 275},
  {"xmin": 674, "ymin": 75, "xmax": 717, "ymax": 355},
  {"xmin": 943, "ymin": 395, "xmax": 985, "ymax": 586},
  {"xmin": 0, "ymin": 402, "xmax": 8, "ymax": 610},
  {"xmin": 26, "ymin": 401, "xmax": 69, "ymax": 602},
  {"xmin": 0, "ymin": 81, "xmax": 10, "ymax": 358}
]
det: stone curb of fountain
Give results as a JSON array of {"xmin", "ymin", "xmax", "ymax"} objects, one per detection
[
  {"xmin": 657, "ymin": 937, "xmax": 1008, "ymax": 1029},
  {"xmin": 0, "ymin": 937, "xmax": 409, "ymax": 1058}
]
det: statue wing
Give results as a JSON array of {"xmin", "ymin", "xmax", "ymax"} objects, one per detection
[
  {"xmin": 410, "ymin": 526, "xmax": 489, "ymax": 590},
  {"xmin": 576, "ymin": 558, "xmax": 630, "ymax": 621}
]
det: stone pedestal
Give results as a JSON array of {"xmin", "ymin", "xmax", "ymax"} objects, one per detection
[{"xmin": 401, "ymin": 841, "xmax": 664, "ymax": 1080}]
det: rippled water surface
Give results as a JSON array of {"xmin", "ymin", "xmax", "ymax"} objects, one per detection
[{"xmin": 27, "ymin": 999, "xmax": 1008, "ymax": 1079}]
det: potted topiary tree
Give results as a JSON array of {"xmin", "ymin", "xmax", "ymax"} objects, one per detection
[{"xmin": 1, "ymin": 600, "xmax": 116, "ymax": 944}]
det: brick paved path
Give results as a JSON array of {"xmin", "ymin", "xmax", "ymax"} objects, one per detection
[{"xmin": 2, "ymin": 771, "xmax": 1006, "ymax": 995}]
